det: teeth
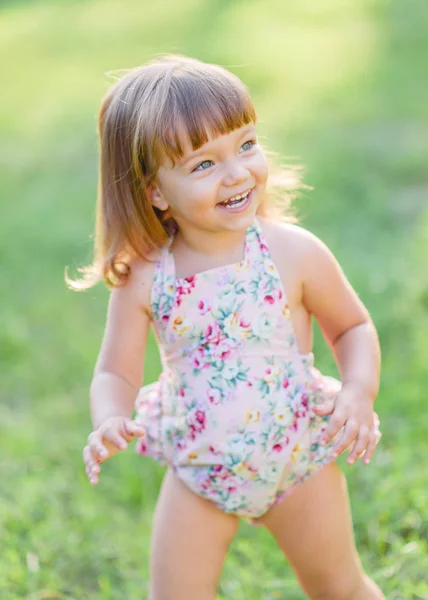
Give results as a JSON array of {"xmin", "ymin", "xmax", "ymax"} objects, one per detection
[
  {"xmin": 223, "ymin": 193, "xmax": 249, "ymax": 209},
  {"xmin": 220, "ymin": 188, "xmax": 252, "ymax": 208},
  {"xmin": 229, "ymin": 189, "xmax": 251, "ymax": 203}
]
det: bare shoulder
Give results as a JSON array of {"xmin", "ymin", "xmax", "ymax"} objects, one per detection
[
  {"xmin": 95, "ymin": 251, "xmax": 161, "ymax": 387},
  {"xmin": 257, "ymin": 217, "xmax": 369, "ymax": 347},
  {"xmin": 258, "ymin": 217, "xmax": 331, "ymax": 271},
  {"xmin": 257, "ymin": 216, "xmax": 346, "ymax": 306},
  {"xmin": 115, "ymin": 249, "xmax": 160, "ymax": 316}
]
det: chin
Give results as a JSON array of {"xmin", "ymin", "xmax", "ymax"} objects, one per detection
[{"xmin": 218, "ymin": 194, "xmax": 260, "ymax": 229}]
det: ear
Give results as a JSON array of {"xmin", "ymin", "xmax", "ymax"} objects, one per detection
[{"xmin": 146, "ymin": 182, "xmax": 169, "ymax": 211}]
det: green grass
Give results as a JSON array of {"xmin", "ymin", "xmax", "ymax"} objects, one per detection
[{"xmin": 1, "ymin": 0, "xmax": 428, "ymax": 597}]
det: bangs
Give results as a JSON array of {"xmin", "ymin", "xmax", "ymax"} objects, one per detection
[{"xmin": 150, "ymin": 67, "xmax": 257, "ymax": 165}]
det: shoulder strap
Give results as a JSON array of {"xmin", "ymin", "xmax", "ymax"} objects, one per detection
[
  {"xmin": 151, "ymin": 240, "xmax": 176, "ymax": 323},
  {"xmin": 245, "ymin": 217, "xmax": 271, "ymax": 262}
]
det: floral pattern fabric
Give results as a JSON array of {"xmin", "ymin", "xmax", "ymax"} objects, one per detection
[{"xmin": 135, "ymin": 220, "xmax": 346, "ymax": 522}]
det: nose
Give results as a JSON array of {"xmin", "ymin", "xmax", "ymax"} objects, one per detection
[{"xmin": 221, "ymin": 159, "xmax": 249, "ymax": 187}]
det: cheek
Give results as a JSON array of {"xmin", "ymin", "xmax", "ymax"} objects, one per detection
[
  {"xmin": 187, "ymin": 178, "xmax": 218, "ymax": 207},
  {"xmin": 168, "ymin": 177, "xmax": 218, "ymax": 213},
  {"xmin": 253, "ymin": 153, "xmax": 269, "ymax": 186},
  {"xmin": 250, "ymin": 151, "xmax": 269, "ymax": 185}
]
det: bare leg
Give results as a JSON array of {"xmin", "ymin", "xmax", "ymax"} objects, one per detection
[
  {"xmin": 260, "ymin": 463, "xmax": 384, "ymax": 600},
  {"xmin": 149, "ymin": 469, "xmax": 239, "ymax": 600}
]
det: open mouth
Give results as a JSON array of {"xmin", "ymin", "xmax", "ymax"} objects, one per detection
[{"xmin": 217, "ymin": 188, "xmax": 253, "ymax": 211}]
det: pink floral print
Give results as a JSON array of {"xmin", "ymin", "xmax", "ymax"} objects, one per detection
[{"xmin": 134, "ymin": 220, "xmax": 353, "ymax": 521}]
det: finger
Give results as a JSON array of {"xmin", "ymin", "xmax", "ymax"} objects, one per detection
[
  {"xmin": 82, "ymin": 444, "xmax": 92, "ymax": 464},
  {"xmin": 85, "ymin": 461, "xmax": 99, "ymax": 478},
  {"xmin": 320, "ymin": 408, "xmax": 347, "ymax": 445},
  {"xmin": 104, "ymin": 430, "xmax": 129, "ymax": 451},
  {"xmin": 88, "ymin": 432, "xmax": 109, "ymax": 460},
  {"xmin": 363, "ymin": 430, "xmax": 378, "ymax": 464},
  {"xmin": 375, "ymin": 428, "xmax": 382, "ymax": 444},
  {"xmin": 124, "ymin": 420, "xmax": 146, "ymax": 438},
  {"xmin": 83, "ymin": 444, "xmax": 94, "ymax": 464},
  {"xmin": 347, "ymin": 424, "xmax": 370, "ymax": 464},
  {"xmin": 312, "ymin": 398, "xmax": 335, "ymax": 416},
  {"xmin": 86, "ymin": 463, "xmax": 100, "ymax": 484},
  {"xmin": 83, "ymin": 444, "xmax": 100, "ymax": 468},
  {"xmin": 89, "ymin": 468, "xmax": 100, "ymax": 485},
  {"xmin": 331, "ymin": 418, "xmax": 359, "ymax": 457},
  {"xmin": 83, "ymin": 446, "xmax": 101, "ymax": 484},
  {"xmin": 373, "ymin": 412, "xmax": 380, "ymax": 431},
  {"xmin": 84, "ymin": 454, "xmax": 100, "ymax": 476}
]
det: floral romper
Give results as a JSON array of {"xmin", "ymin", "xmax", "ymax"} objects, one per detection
[{"xmin": 134, "ymin": 219, "xmax": 362, "ymax": 523}]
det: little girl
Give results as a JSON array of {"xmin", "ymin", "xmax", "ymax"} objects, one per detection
[{"xmin": 71, "ymin": 55, "xmax": 384, "ymax": 599}]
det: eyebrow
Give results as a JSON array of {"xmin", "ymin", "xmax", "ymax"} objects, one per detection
[{"xmin": 179, "ymin": 125, "xmax": 256, "ymax": 167}]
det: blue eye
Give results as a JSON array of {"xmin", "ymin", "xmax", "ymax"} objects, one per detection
[
  {"xmin": 240, "ymin": 139, "xmax": 256, "ymax": 152},
  {"xmin": 193, "ymin": 160, "xmax": 213, "ymax": 172}
]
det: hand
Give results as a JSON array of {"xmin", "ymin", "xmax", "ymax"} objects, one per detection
[
  {"xmin": 82, "ymin": 416, "xmax": 145, "ymax": 485},
  {"xmin": 312, "ymin": 383, "xmax": 381, "ymax": 465}
]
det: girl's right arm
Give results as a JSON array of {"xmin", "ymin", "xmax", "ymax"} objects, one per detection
[{"xmin": 83, "ymin": 258, "xmax": 155, "ymax": 484}]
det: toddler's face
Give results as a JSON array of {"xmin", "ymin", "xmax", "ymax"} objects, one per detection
[{"xmin": 151, "ymin": 123, "xmax": 268, "ymax": 235}]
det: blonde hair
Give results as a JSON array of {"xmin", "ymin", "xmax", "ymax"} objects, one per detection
[{"xmin": 66, "ymin": 55, "xmax": 301, "ymax": 290}]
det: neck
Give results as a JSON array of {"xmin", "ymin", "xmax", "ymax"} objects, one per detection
[{"xmin": 172, "ymin": 221, "xmax": 250, "ymax": 260}]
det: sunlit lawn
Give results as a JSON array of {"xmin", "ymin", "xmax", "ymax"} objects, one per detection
[{"xmin": 1, "ymin": 0, "xmax": 428, "ymax": 598}]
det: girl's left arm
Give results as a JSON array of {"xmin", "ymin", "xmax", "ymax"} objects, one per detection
[{"xmin": 300, "ymin": 230, "xmax": 381, "ymax": 464}]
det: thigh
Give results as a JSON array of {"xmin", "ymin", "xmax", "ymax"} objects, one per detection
[
  {"xmin": 260, "ymin": 463, "xmax": 364, "ymax": 598},
  {"xmin": 150, "ymin": 469, "xmax": 239, "ymax": 600}
]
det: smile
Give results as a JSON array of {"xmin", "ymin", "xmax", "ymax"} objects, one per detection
[{"xmin": 218, "ymin": 188, "xmax": 254, "ymax": 212}]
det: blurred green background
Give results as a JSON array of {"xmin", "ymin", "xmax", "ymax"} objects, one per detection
[{"xmin": 1, "ymin": 0, "xmax": 428, "ymax": 598}]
